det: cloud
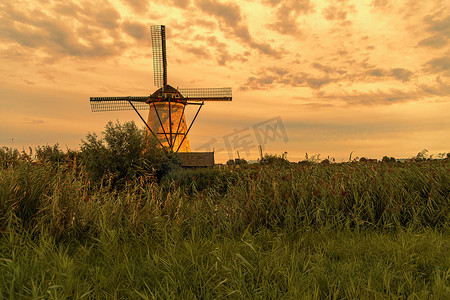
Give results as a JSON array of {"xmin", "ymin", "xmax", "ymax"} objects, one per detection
[
  {"xmin": 54, "ymin": 1, "xmax": 122, "ymax": 30},
  {"xmin": 322, "ymin": 0, "xmax": 355, "ymax": 23},
  {"xmin": 248, "ymin": 41, "xmax": 279, "ymax": 57},
  {"xmin": 367, "ymin": 68, "xmax": 385, "ymax": 77},
  {"xmin": 200, "ymin": 35, "xmax": 229, "ymax": 64},
  {"xmin": 261, "ymin": 0, "xmax": 282, "ymax": 5},
  {"xmin": 180, "ymin": 34, "xmax": 247, "ymax": 65},
  {"xmin": 195, "ymin": 0, "xmax": 280, "ymax": 57},
  {"xmin": 213, "ymin": 47, "xmax": 248, "ymax": 65},
  {"xmin": 190, "ymin": 18, "xmax": 217, "ymax": 30},
  {"xmin": 426, "ymin": 56, "xmax": 450, "ymax": 75},
  {"xmin": 427, "ymin": 15, "xmax": 450, "ymax": 34},
  {"xmin": 370, "ymin": 0, "xmax": 390, "ymax": 8},
  {"xmin": 241, "ymin": 54, "xmax": 417, "ymax": 93},
  {"xmin": 417, "ymin": 35, "xmax": 448, "ymax": 48},
  {"xmin": 295, "ymin": 102, "xmax": 335, "ymax": 109},
  {"xmin": 170, "ymin": 18, "xmax": 217, "ymax": 41},
  {"xmin": 245, "ymin": 75, "xmax": 275, "ymax": 87},
  {"xmin": 122, "ymin": 21, "xmax": 148, "ymax": 40},
  {"xmin": 241, "ymin": 63, "xmax": 415, "ymax": 92},
  {"xmin": 120, "ymin": 0, "xmax": 150, "ymax": 14},
  {"xmin": 183, "ymin": 44, "xmax": 211, "ymax": 59},
  {"xmin": 53, "ymin": 1, "xmax": 82, "ymax": 17},
  {"xmin": 267, "ymin": 66, "xmax": 289, "ymax": 76},
  {"xmin": 366, "ymin": 68, "xmax": 413, "ymax": 82},
  {"xmin": 419, "ymin": 77, "xmax": 450, "ymax": 96},
  {"xmin": 239, "ymin": 64, "xmax": 426, "ymax": 105},
  {"xmin": 0, "ymin": 1, "xmax": 126, "ymax": 60},
  {"xmin": 390, "ymin": 68, "xmax": 413, "ymax": 82},
  {"xmin": 24, "ymin": 118, "xmax": 45, "ymax": 125},
  {"xmin": 121, "ymin": 0, "xmax": 189, "ymax": 13},
  {"xmin": 38, "ymin": 70, "xmax": 56, "ymax": 82},
  {"xmin": 265, "ymin": 0, "xmax": 314, "ymax": 36},
  {"xmin": 215, "ymin": 49, "xmax": 247, "ymax": 65},
  {"xmin": 0, "ymin": 45, "xmax": 29, "ymax": 60},
  {"xmin": 311, "ymin": 62, "xmax": 345, "ymax": 75},
  {"xmin": 172, "ymin": 0, "xmax": 191, "ymax": 8},
  {"xmin": 196, "ymin": 0, "xmax": 242, "ymax": 27},
  {"xmin": 239, "ymin": 62, "xmax": 424, "ymax": 105},
  {"xmin": 318, "ymin": 89, "xmax": 422, "ymax": 106},
  {"xmin": 304, "ymin": 76, "xmax": 332, "ymax": 89},
  {"xmin": 417, "ymin": 15, "xmax": 450, "ymax": 48},
  {"xmin": 239, "ymin": 67, "xmax": 333, "ymax": 91},
  {"xmin": 87, "ymin": 3, "xmax": 121, "ymax": 30}
]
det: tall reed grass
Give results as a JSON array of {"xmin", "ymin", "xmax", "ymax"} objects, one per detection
[{"xmin": 0, "ymin": 157, "xmax": 449, "ymax": 298}]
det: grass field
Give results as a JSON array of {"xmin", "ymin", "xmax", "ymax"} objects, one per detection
[{"xmin": 0, "ymin": 150, "xmax": 449, "ymax": 298}]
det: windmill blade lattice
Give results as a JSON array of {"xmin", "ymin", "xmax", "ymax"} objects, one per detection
[
  {"xmin": 90, "ymin": 97, "xmax": 149, "ymax": 112},
  {"xmin": 179, "ymin": 87, "xmax": 232, "ymax": 101},
  {"xmin": 150, "ymin": 25, "xmax": 167, "ymax": 87}
]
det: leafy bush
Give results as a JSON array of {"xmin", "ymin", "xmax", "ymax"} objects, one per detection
[{"xmin": 79, "ymin": 120, "xmax": 180, "ymax": 183}]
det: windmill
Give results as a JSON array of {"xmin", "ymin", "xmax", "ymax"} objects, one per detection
[{"xmin": 90, "ymin": 25, "xmax": 232, "ymax": 153}]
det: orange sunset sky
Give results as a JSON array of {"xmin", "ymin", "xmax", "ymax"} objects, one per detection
[{"xmin": 0, "ymin": 0, "xmax": 449, "ymax": 163}]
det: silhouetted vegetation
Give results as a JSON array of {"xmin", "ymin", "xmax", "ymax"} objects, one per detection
[
  {"xmin": 226, "ymin": 158, "xmax": 248, "ymax": 166},
  {"xmin": 0, "ymin": 131, "xmax": 449, "ymax": 298},
  {"xmin": 262, "ymin": 153, "xmax": 290, "ymax": 166},
  {"xmin": 79, "ymin": 120, "xmax": 180, "ymax": 184},
  {"xmin": 382, "ymin": 156, "xmax": 396, "ymax": 163}
]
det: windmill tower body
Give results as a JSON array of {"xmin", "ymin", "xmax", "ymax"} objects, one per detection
[
  {"xmin": 89, "ymin": 25, "xmax": 232, "ymax": 154},
  {"xmin": 147, "ymin": 86, "xmax": 191, "ymax": 152}
]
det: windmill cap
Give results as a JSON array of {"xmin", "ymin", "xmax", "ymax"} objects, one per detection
[{"xmin": 150, "ymin": 85, "xmax": 183, "ymax": 98}]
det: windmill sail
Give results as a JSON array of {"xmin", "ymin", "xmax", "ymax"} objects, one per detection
[
  {"xmin": 179, "ymin": 87, "xmax": 232, "ymax": 101},
  {"xmin": 150, "ymin": 25, "xmax": 167, "ymax": 87},
  {"xmin": 90, "ymin": 97, "xmax": 149, "ymax": 112}
]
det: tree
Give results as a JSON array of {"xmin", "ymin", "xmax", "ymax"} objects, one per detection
[
  {"xmin": 414, "ymin": 149, "xmax": 429, "ymax": 161},
  {"xmin": 80, "ymin": 120, "xmax": 180, "ymax": 183}
]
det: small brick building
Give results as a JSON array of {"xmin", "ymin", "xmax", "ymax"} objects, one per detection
[{"xmin": 177, "ymin": 152, "xmax": 214, "ymax": 168}]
